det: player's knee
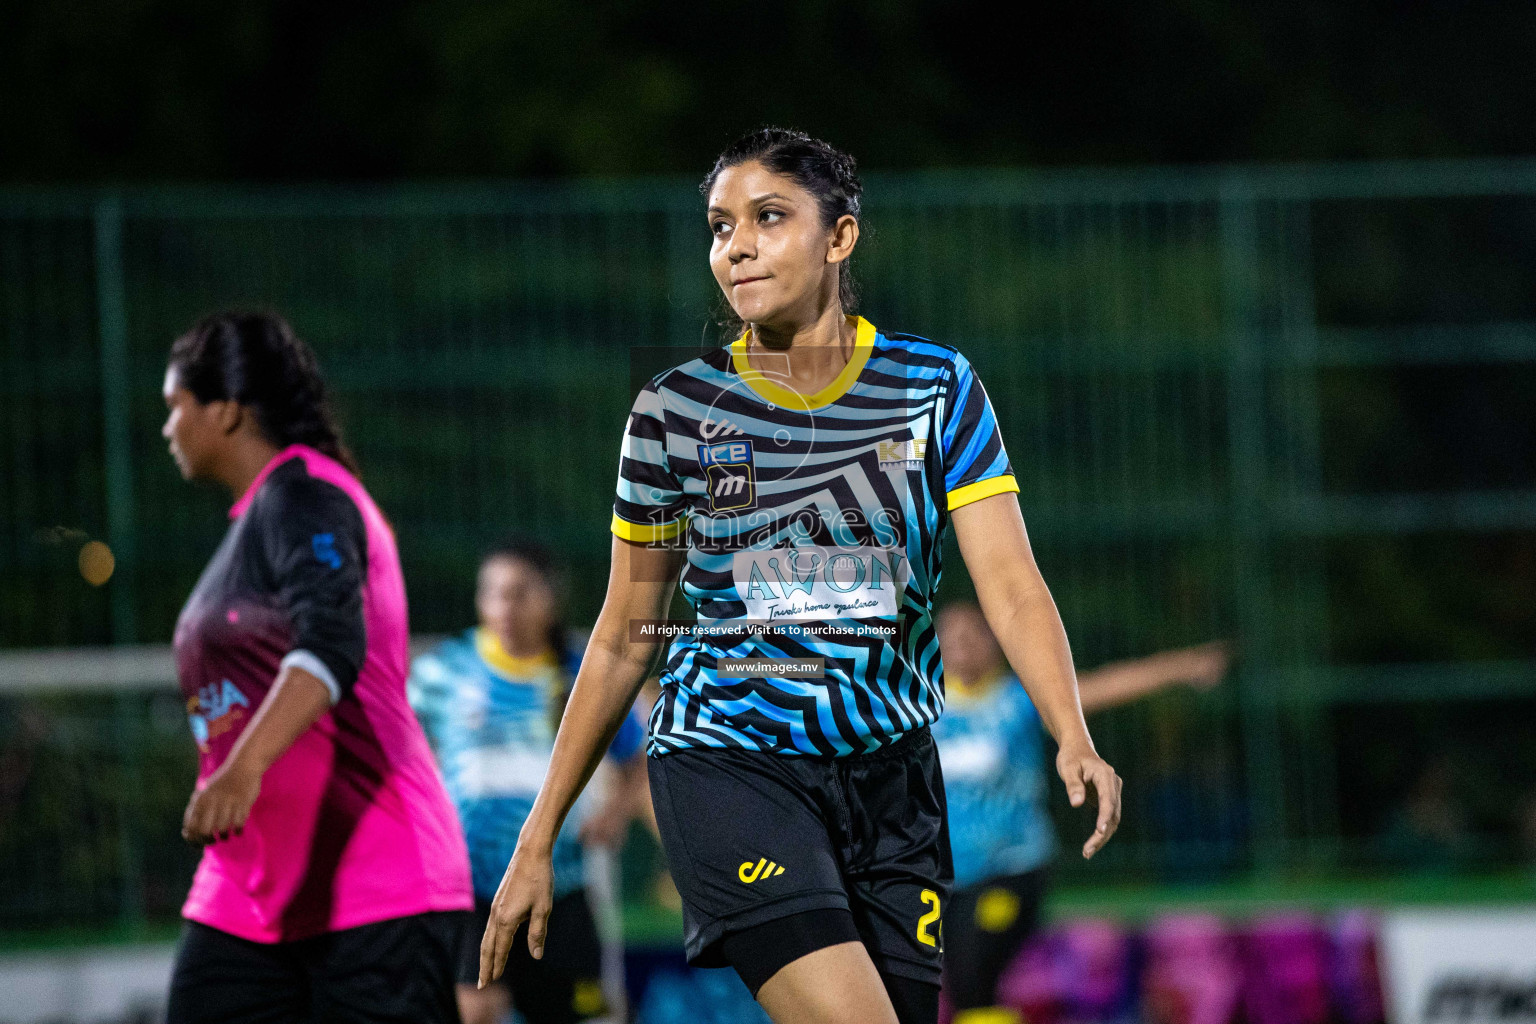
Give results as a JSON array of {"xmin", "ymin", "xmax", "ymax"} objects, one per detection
[{"xmin": 456, "ymin": 982, "xmax": 509, "ymax": 1024}]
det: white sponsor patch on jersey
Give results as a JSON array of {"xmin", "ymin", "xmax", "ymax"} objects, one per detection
[
  {"xmin": 938, "ymin": 735, "xmax": 1008, "ymax": 780},
  {"xmin": 454, "ymin": 746, "xmax": 551, "ymax": 799},
  {"xmin": 732, "ymin": 545, "xmax": 907, "ymax": 622}
]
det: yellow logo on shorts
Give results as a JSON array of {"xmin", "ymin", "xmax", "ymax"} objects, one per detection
[{"xmin": 738, "ymin": 857, "xmax": 787, "ymax": 883}]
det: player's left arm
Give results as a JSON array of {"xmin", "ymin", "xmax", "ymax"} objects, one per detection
[
  {"xmin": 577, "ymin": 753, "xmax": 652, "ymax": 846},
  {"xmin": 952, "ymin": 493, "xmax": 1123, "ymax": 859},
  {"xmin": 1077, "ymin": 642, "xmax": 1231, "ymax": 714},
  {"xmin": 183, "ymin": 477, "xmax": 367, "ymax": 844},
  {"xmin": 182, "ymin": 663, "xmax": 334, "ymax": 844},
  {"xmin": 577, "ymin": 707, "xmax": 651, "ymax": 846}
]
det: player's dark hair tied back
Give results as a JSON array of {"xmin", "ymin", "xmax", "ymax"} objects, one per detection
[
  {"xmin": 169, "ymin": 311, "xmax": 359, "ymax": 475},
  {"xmin": 703, "ymin": 127, "xmax": 864, "ymax": 320}
]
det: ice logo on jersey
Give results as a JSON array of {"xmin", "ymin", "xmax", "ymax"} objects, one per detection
[
  {"xmin": 698, "ymin": 440, "xmax": 756, "ymax": 512},
  {"xmin": 733, "ymin": 545, "xmax": 907, "ymax": 622},
  {"xmin": 187, "ymin": 678, "xmax": 251, "ymax": 751}
]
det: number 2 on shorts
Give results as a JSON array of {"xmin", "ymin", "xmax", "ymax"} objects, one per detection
[{"xmin": 916, "ymin": 888, "xmax": 942, "ymax": 947}]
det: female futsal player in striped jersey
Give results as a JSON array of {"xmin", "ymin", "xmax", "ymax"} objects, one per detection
[{"xmin": 479, "ymin": 128, "xmax": 1122, "ymax": 1024}]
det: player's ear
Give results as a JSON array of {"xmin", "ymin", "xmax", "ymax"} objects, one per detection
[
  {"xmin": 827, "ymin": 214, "xmax": 859, "ymax": 265},
  {"xmin": 214, "ymin": 398, "xmax": 245, "ymax": 437}
]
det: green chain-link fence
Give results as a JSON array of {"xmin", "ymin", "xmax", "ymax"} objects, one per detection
[{"xmin": 3, "ymin": 162, "xmax": 1536, "ymax": 930}]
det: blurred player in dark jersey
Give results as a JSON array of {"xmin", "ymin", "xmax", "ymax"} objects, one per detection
[
  {"xmin": 478, "ymin": 129, "xmax": 1123, "ymax": 1024},
  {"xmin": 161, "ymin": 311, "xmax": 472, "ymax": 1024},
  {"xmin": 410, "ymin": 539, "xmax": 649, "ymax": 1024},
  {"xmin": 933, "ymin": 601, "xmax": 1229, "ymax": 1022}
]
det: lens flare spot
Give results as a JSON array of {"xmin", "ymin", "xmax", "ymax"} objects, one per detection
[{"xmin": 78, "ymin": 541, "xmax": 115, "ymax": 586}]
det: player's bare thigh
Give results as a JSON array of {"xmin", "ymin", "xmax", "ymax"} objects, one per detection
[{"xmin": 755, "ymin": 941, "xmax": 899, "ymax": 1024}]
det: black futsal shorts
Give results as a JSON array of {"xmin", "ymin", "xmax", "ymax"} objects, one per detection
[
  {"xmin": 456, "ymin": 891, "xmax": 608, "ymax": 1024},
  {"xmin": 165, "ymin": 910, "xmax": 466, "ymax": 1024},
  {"xmin": 648, "ymin": 726, "xmax": 953, "ymax": 988},
  {"xmin": 943, "ymin": 867, "xmax": 1051, "ymax": 1010}
]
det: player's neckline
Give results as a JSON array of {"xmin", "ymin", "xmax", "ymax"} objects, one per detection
[
  {"xmin": 475, "ymin": 629, "xmax": 557, "ymax": 679},
  {"xmin": 729, "ymin": 315, "xmax": 876, "ymax": 411}
]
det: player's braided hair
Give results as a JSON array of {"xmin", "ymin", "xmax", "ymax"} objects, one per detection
[
  {"xmin": 702, "ymin": 127, "xmax": 864, "ymax": 335},
  {"xmin": 169, "ymin": 311, "xmax": 359, "ymax": 476}
]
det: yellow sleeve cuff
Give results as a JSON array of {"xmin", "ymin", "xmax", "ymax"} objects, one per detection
[
  {"xmin": 946, "ymin": 474, "xmax": 1020, "ymax": 511},
  {"xmin": 610, "ymin": 513, "xmax": 687, "ymax": 543}
]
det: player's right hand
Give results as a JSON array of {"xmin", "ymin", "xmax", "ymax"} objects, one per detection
[
  {"xmin": 181, "ymin": 759, "xmax": 261, "ymax": 845},
  {"xmin": 1056, "ymin": 743, "xmax": 1122, "ymax": 860},
  {"xmin": 478, "ymin": 840, "xmax": 555, "ymax": 988},
  {"xmin": 1177, "ymin": 641, "xmax": 1232, "ymax": 690}
]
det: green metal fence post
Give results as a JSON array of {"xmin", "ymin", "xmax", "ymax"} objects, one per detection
[
  {"xmin": 93, "ymin": 194, "xmax": 147, "ymax": 928},
  {"xmin": 1277, "ymin": 198, "xmax": 1341, "ymax": 870},
  {"xmin": 93, "ymin": 196, "xmax": 137, "ymax": 644},
  {"xmin": 665, "ymin": 194, "xmax": 711, "ymax": 353},
  {"xmin": 1220, "ymin": 183, "xmax": 1287, "ymax": 875}
]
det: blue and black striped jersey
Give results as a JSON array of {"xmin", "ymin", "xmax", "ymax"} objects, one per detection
[{"xmin": 614, "ymin": 316, "xmax": 1018, "ymax": 757}]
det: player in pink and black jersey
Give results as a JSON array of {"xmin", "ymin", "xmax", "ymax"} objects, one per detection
[{"xmin": 160, "ymin": 311, "xmax": 472, "ymax": 1024}]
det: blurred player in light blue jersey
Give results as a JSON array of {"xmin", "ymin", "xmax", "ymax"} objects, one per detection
[
  {"xmin": 410, "ymin": 539, "xmax": 648, "ymax": 1024},
  {"xmin": 933, "ymin": 601, "xmax": 1229, "ymax": 1023}
]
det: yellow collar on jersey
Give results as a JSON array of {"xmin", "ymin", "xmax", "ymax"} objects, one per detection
[
  {"xmin": 475, "ymin": 628, "xmax": 557, "ymax": 681},
  {"xmin": 730, "ymin": 315, "xmax": 876, "ymax": 412},
  {"xmin": 946, "ymin": 666, "xmax": 1007, "ymax": 702}
]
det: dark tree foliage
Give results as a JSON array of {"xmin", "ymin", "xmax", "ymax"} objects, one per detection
[{"xmin": 5, "ymin": 0, "xmax": 1536, "ymax": 181}]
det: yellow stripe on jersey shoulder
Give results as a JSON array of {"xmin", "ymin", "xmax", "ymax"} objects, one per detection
[
  {"xmin": 946, "ymin": 474, "xmax": 1020, "ymax": 511},
  {"xmin": 610, "ymin": 513, "xmax": 687, "ymax": 542}
]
